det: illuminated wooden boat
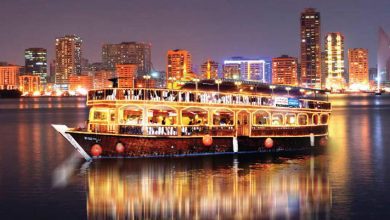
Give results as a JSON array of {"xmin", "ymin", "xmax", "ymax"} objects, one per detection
[{"xmin": 53, "ymin": 80, "xmax": 331, "ymax": 160}]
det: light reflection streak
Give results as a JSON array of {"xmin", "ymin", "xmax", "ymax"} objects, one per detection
[{"xmin": 86, "ymin": 157, "xmax": 331, "ymax": 219}]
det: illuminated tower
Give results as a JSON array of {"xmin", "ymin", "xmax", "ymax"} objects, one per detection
[
  {"xmin": 300, "ymin": 8, "xmax": 321, "ymax": 88},
  {"xmin": 167, "ymin": 49, "xmax": 192, "ymax": 82},
  {"xmin": 348, "ymin": 48, "xmax": 369, "ymax": 89},
  {"xmin": 55, "ymin": 35, "xmax": 82, "ymax": 90},
  {"xmin": 24, "ymin": 48, "xmax": 47, "ymax": 85},
  {"xmin": 102, "ymin": 42, "xmax": 151, "ymax": 76},
  {"xmin": 324, "ymin": 32, "xmax": 346, "ymax": 90},
  {"xmin": 272, "ymin": 55, "xmax": 298, "ymax": 86},
  {"xmin": 201, "ymin": 60, "xmax": 219, "ymax": 79}
]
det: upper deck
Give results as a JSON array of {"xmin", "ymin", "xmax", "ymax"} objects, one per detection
[{"xmin": 87, "ymin": 80, "xmax": 331, "ymax": 111}]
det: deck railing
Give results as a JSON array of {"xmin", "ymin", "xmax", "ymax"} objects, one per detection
[
  {"xmin": 87, "ymin": 123, "xmax": 327, "ymax": 137},
  {"xmin": 87, "ymin": 88, "xmax": 331, "ymax": 110}
]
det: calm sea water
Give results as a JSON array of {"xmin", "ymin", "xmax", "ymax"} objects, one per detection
[{"xmin": 0, "ymin": 95, "xmax": 390, "ymax": 219}]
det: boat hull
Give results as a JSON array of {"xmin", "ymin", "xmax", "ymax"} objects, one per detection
[{"xmin": 66, "ymin": 131, "xmax": 328, "ymax": 159}]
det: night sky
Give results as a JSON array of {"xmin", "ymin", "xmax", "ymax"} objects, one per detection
[{"xmin": 1, "ymin": 0, "xmax": 389, "ymax": 71}]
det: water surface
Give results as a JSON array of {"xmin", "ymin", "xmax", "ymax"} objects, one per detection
[{"xmin": 0, "ymin": 95, "xmax": 390, "ymax": 219}]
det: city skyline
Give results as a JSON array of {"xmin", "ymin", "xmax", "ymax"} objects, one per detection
[{"xmin": 1, "ymin": 0, "xmax": 389, "ymax": 71}]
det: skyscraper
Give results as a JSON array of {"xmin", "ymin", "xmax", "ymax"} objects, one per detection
[
  {"xmin": 378, "ymin": 27, "xmax": 390, "ymax": 83},
  {"xmin": 300, "ymin": 8, "xmax": 321, "ymax": 88},
  {"xmin": 223, "ymin": 57, "xmax": 266, "ymax": 81},
  {"xmin": 348, "ymin": 48, "xmax": 369, "ymax": 89},
  {"xmin": 102, "ymin": 42, "xmax": 151, "ymax": 76},
  {"xmin": 24, "ymin": 48, "xmax": 47, "ymax": 85},
  {"xmin": 167, "ymin": 49, "xmax": 192, "ymax": 80},
  {"xmin": 272, "ymin": 55, "xmax": 298, "ymax": 86},
  {"xmin": 201, "ymin": 60, "xmax": 219, "ymax": 79},
  {"xmin": 324, "ymin": 32, "xmax": 346, "ymax": 90},
  {"xmin": 55, "ymin": 35, "xmax": 82, "ymax": 89}
]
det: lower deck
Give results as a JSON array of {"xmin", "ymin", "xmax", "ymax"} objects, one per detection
[{"xmin": 67, "ymin": 131, "xmax": 328, "ymax": 158}]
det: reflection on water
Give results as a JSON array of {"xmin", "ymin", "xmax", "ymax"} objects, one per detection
[
  {"xmin": 86, "ymin": 156, "xmax": 331, "ymax": 219},
  {"xmin": 0, "ymin": 96, "xmax": 87, "ymax": 109}
]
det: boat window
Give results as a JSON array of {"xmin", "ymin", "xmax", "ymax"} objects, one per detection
[
  {"xmin": 182, "ymin": 107, "xmax": 208, "ymax": 125},
  {"xmin": 121, "ymin": 107, "xmax": 143, "ymax": 125},
  {"xmin": 313, "ymin": 114, "xmax": 319, "ymax": 125},
  {"xmin": 148, "ymin": 106, "xmax": 177, "ymax": 125},
  {"xmin": 298, "ymin": 114, "xmax": 308, "ymax": 125},
  {"xmin": 93, "ymin": 111, "xmax": 107, "ymax": 121},
  {"xmin": 271, "ymin": 113, "xmax": 284, "ymax": 125},
  {"xmin": 213, "ymin": 109, "xmax": 234, "ymax": 126},
  {"xmin": 286, "ymin": 114, "xmax": 296, "ymax": 125},
  {"xmin": 253, "ymin": 110, "xmax": 270, "ymax": 125},
  {"xmin": 320, "ymin": 114, "xmax": 328, "ymax": 125}
]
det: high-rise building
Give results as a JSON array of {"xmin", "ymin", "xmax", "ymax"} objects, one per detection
[
  {"xmin": 94, "ymin": 70, "xmax": 116, "ymax": 89},
  {"xmin": 69, "ymin": 74, "xmax": 94, "ymax": 91},
  {"xmin": 272, "ymin": 55, "xmax": 298, "ymax": 86},
  {"xmin": 0, "ymin": 65, "xmax": 20, "ymax": 90},
  {"xmin": 300, "ymin": 8, "xmax": 321, "ymax": 88},
  {"xmin": 378, "ymin": 27, "xmax": 390, "ymax": 82},
  {"xmin": 49, "ymin": 60, "xmax": 56, "ymax": 83},
  {"xmin": 223, "ymin": 57, "xmax": 266, "ymax": 81},
  {"xmin": 24, "ymin": 48, "xmax": 47, "ymax": 84},
  {"xmin": 201, "ymin": 60, "xmax": 219, "ymax": 79},
  {"xmin": 116, "ymin": 64, "xmax": 138, "ymax": 88},
  {"xmin": 55, "ymin": 35, "xmax": 82, "ymax": 89},
  {"xmin": 324, "ymin": 32, "xmax": 346, "ymax": 90},
  {"xmin": 348, "ymin": 48, "xmax": 369, "ymax": 89},
  {"xmin": 167, "ymin": 49, "xmax": 192, "ymax": 80},
  {"xmin": 102, "ymin": 42, "xmax": 151, "ymax": 76}
]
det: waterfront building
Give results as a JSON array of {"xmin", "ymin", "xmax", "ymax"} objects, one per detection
[
  {"xmin": 167, "ymin": 49, "xmax": 194, "ymax": 88},
  {"xmin": 93, "ymin": 70, "xmax": 116, "ymax": 89},
  {"xmin": 348, "ymin": 48, "xmax": 369, "ymax": 89},
  {"xmin": 24, "ymin": 48, "xmax": 47, "ymax": 85},
  {"xmin": 0, "ymin": 65, "xmax": 20, "ymax": 90},
  {"xmin": 19, "ymin": 75, "xmax": 40, "ymax": 94},
  {"xmin": 324, "ymin": 32, "xmax": 346, "ymax": 91},
  {"xmin": 222, "ymin": 62, "xmax": 240, "ymax": 80},
  {"xmin": 134, "ymin": 77, "xmax": 156, "ymax": 88},
  {"xmin": 102, "ymin": 42, "xmax": 151, "ymax": 76},
  {"xmin": 69, "ymin": 74, "xmax": 94, "ymax": 91},
  {"xmin": 116, "ymin": 64, "xmax": 138, "ymax": 88},
  {"xmin": 201, "ymin": 60, "xmax": 219, "ymax": 79},
  {"xmin": 272, "ymin": 55, "xmax": 298, "ymax": 86},
  {"xmin": 55, "ymin": 35, "xmax": 82, "ymax": 90},
  {"xmin": 378, "ymin": 27, "xmax": 390, "ymax": 83},
  {"xmin": 262, "ymin": 57, "xmax": 272, "ymax": 84},
  {"xmin": 48, "ymin": 60, "xmax": 56, "ymax": 84},
  {"xmin": 223, "ymin": 57, "xmax": 266, "ymax": 81},
  {"xmin": 300, "ymin": 8, "xmax": 321, "ymax": 88}
]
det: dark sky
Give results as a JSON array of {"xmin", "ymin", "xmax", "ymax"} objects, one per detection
[{"xmin": 0, "ymin": 0, "xmax": 389, "ymax": 71}]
